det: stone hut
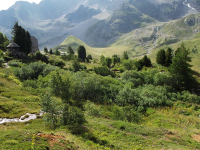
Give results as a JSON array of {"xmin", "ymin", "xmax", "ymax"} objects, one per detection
[{"xmin": 30, "ymin": 36, "xmax": 39, "ymax": 54}]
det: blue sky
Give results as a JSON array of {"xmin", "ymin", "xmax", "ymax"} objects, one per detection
[{"xmin": 0, "ymin": 0, "xmax": 42, "ymax": 11}]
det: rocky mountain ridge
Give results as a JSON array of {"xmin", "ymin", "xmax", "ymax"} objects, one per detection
[{"xmin": 0, "ymin": 0, "xmax": 199, "ymax": 50}]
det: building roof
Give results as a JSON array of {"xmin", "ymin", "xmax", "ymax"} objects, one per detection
[{"xmin": 7, "ymin": 42, "xmax": 20, "ymax": 48}]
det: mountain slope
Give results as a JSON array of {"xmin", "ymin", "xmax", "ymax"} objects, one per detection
[
  {"xmin": 0, "ymin": 0, "xmax": 125, "ymax": 49},
  {"xmin": 85, "ymin": 2, "xmax": 156, "ymax": 47},
  {"xmin": 0, "ymin": 0, "xmax": 199, "ymax": 50},
  {"xmin": 65, "ymin": 5, "xmax": 101, "ymax": 23},
  {"xmin": 55, "ymin": 35, "xmax": 147, "ymax": 58},
  {"xmin": 84, "ymin": 0, "xmax": 200, "ymax": 47}
]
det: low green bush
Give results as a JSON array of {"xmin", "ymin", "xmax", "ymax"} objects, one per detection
[
  {"xmin": 85, "ymin": 101, "xmax": 102, "ymax": 117},
  {"xmin": 49, "ymin": 59, "xmax": 65, "ymax": 68},
  {"xmin": 14, "ymin": 62, "xmax": 56, "ymax": 81},
  {"xmin": 8, "ymin": 59, "xmax": 23, "ymax": 67},
  {"xmin": 0, "ymin": 57, "xmax": 4, "ymax": 67},
  {"xmin": 94, "ymin": 66, "xmax": 116, "ymax": 77}
]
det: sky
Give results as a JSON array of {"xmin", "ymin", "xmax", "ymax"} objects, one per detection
[{"xmin": 0, "ymin": 0, "xmax": 42, "ymax": 11}]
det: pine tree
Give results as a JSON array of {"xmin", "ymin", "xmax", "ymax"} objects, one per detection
[
  {"xmin": 67, "ymin": 46, "xmax": 74, "ymax": 55},
  {"xmin": 77, "ymin": 45, "xmax": 86, "ymax": 62},
  {"xmin": 54, "ymin": 48, "xmax": 60, "ymax": 56},
  {"xmin": 44, "ymin": 47, "xmax": 48, "ymax": 53},
  {"xmin": 49, "ymin": 49, "xmax": 53, "ymax": 54},
  {"xmin": 169, "ymin": 43, "xmax": 192, "ymax": 89},
  {"xmin": 122, "ymin": 51, "xmax": 129, "ymax": 60},
  {"xmin": 141, "ymin": 55, "xmax": 152, "ymax": 67},
  {"xmin": 165, "ymin": 47, "xmax": 173, "ymax": 66},
  {"xmin": 156, "ymin": 49, "xmax": 166, "ymax": 65},
  {"xmin": 11, "ymin": 22, "xmax": 32, "ymax": 54}
]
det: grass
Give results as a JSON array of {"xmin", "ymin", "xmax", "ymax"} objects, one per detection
[
  {"xmin": 1, "ymin": 65, "xmax": 200, "ymax": 149},
  {"xmin": 0, "ymin": 68, "xmax": 41, "ymax": 118},
  {"xmin": 1, "ymin": 103, "xmax": 200, "ymax": 149},
  {"xmin": 54, "ymin": 35, "xmax": 148, "ymax": 59}
]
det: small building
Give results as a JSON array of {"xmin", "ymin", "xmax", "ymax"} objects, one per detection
[
  {"xmin": 7, "ymin": 42, "xmax": 20, "ymax": 53},
  {"xmin": 6, "ymin": 42, "xmax": 26, "ymax": 58}
]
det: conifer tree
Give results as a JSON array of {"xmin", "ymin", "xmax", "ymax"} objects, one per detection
[
  {"xmin": 77, "ymin": 45, "xmax": 86, "ymax": 62},
  {"xmin": 11, "ymin": 22, "xmax": 32, "ymax": 54},
  {"xmin": 122, "ymin": 51, "xmax": 129, "ymax": 60},
  {"xmin": 67, "ymin": 46, "xmax": 74, "ymax": 55},
  {"xmin": 165, "ymin": 47, "xmax": 173, "ymax": 66},
  {"xmin": 169, "ymin": 43, "xmax": 192, "ymax": 89},
  {"xmin": 156, "ymin": 49, "xmax": 166, "ymax": 65}
]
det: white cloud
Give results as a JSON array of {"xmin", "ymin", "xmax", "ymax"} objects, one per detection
[{"xmin": 0, "ymin": 0, "xmax": 42, "ymax": 11}]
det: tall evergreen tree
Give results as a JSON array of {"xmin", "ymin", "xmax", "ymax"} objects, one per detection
[
  {"xmin": 77, "ymin": 45, "xmax": 86, "ymax": 62},
  {"xmin": 67, "ymin": 46, "xmax": 74, "ymax": 55},
  {"xmin": 165, "ymin": 47, "xmax": 173, "ymax": 66},
  {"xmin": 0, "ymin": 33, "xmax": 8, "ymax": 51},
  {"xmin": 44, "ymin": 47, "xmax": 48, "ymax": 53},
  {"xmin": 122, "ymin": 51, "xmax": 129, "ymax": 60},
  {"xmin": 141, "ymin": 55, "xmax": 152, "ymax": 67},
  {"xmin": 169, "ymin": 43, "xmax": 192, "ymax": 89},
  {"xmin": 54, "ymin": 48, "xmax": 60, "ymax": 56},
  {"xmin": 49, "ymin": 49, "xmax": 53, "ymax": 54},
  {"xmin": 156, "ymin": 49, "xmax": 166, "ymax": 65},
  {"xmin": 11, "ymin": 22, "xmax": 32, "ymax": 54}
]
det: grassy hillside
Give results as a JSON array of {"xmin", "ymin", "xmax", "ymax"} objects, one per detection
[
  {"xmin": 54, "ymin": 35, "xmax": 147, "ymax": 58},
  {"xmin": 1, "ymin": 65, "xmax": 200, "ymax": 149}
]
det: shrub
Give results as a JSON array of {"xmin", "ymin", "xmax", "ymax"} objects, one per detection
[
  {"xmin": 111, "ymin": 105, "xmax": 126, "ymax": 121},
  {"xmin": 153, "ymin": 72, "xmax": 176, "ymax": 87},
  {"xmin": 8, "ymin": 60, "xmax": 22, "ymax": 67},
  {"xmin": 14, "ymin": 62, "xmax": 55, "ymax": 81},
  {"xmin": 123, "ymin": 106, "xmax": 142, "ymax": 123},
  {"xmin": 70, "ymin": 60, "xmax": 86, "ymax": 72},
  {"xmin": 0, "ymin": 57, "xmax": 4, "ymax": 67},
  {"xmin": 41, "ymin": 93, "xmax": 60, "ymax": 129},
  {"xmin": 85, "ymin": 101, "xmax": 102, "ymax": 117},
  {"xmin": 35, "ymin": 51, "xmax": 48, "ymax": 63},
  {"xmin": 94, "ymin": 66, "xmax": 115, "ymax": 77},
  {"xmin": 49, "ymin": 59, "xmax": 65, "ymax": 68},
  {"xmin": 116, "ymin": 84, "xmax": 173, "ymax": 110},
  {"xmin": 121, "ymin": 70, "xmax": 143, "ymax": 87},
  {"xmin": 62, "ymin": 104, "xmax": 85, "ymax": 125},
  {"xmin": 3, "ymin": 56, "xmax": 13, "ymax": 61},
  {"xmin": 22, "ymin": 80, "xmax": 38, "ymax": 89},
  {"xmin": 177, "ymin": 91, "xmax": 200, "ymax": 104},
  {"xmin": 0, "ymin": 50, "xmax": 4, "ymax": 57}
]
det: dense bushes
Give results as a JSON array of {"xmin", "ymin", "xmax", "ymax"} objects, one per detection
[
  {"xmin": 14, "ymin": 62, "xmax": 57, "ymax": 81},
  {"xmin": 116, "ymin": 84, "xmax": 174, "ymax": 111},
  {"xmin": 71, "ymin": 72, "xmax": 122, "ymax": 104},
  {"xmin": 94, "ymin": 66, "xmax": 116, "ymax": 77},
  {"xmin": 49, "ymin": 59, "xmax": 65, "ymax": 68},
  {"xmin": 8, "ymin": 60, "xmax": 23, "ymax": 67}
]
